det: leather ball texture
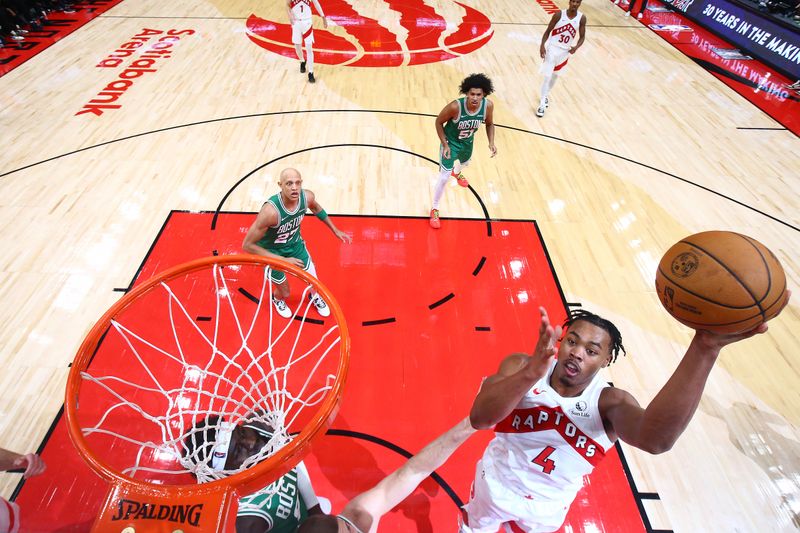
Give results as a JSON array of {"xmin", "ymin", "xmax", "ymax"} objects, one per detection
[{"xmin": 655, "ymin": 231, "xmax": 787, "ymax": 334}]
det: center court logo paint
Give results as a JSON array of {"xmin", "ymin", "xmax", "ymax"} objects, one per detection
[
  {"xmin": 533, "ymin": 0, "xmax": 562, "ymax": 15},
  {"xmin": 76, "ymin": 28, "xmax": 195, "ymax": 117},
  {"xmin": 245, "ymin": 0, "xmax": 493, "ymax": 67}
]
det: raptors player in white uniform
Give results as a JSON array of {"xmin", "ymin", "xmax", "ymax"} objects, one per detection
[
  {"xmin": 462, "ymin": 302, "xmax": 789, "ymax": 532},
  {"xmin": 287, "ymin": 0, "xmax": 328, "ymax": 83},
  {"xmin": 536, "ymin": 0, "xmax": 586, "ymax": 117}
]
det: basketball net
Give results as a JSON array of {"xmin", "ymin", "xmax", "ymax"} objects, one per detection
[{"xmin": 65, "ymin": 255, "xmax": 349, "ymax": 532}]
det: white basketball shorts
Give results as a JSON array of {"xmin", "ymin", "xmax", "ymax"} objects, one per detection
[
  {"xmin": 292, "ymin": 18, "xmax": 314, "ymax": 45},
  {"xmin": 460, "ymin": 457, "xmax": 570, "ymax": 533},
  {"xmin": 539, "ymin": 44, "xmax": 571, "ymax": 76}
]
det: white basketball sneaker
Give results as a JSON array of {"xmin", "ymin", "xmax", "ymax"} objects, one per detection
[
  {"xmin": 310, "ymin": 294, "xmax": 331, "ymax": 317},
  {"xmin": 272, "ymin": 297, "xmax": 292, "ymax": 319},
  {"xmin": 536, "ymin": 104, "xmax": 546, "ymax": 117}
]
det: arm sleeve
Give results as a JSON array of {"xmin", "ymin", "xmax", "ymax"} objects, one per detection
[{"xmin": 296, "ymin": 461, "xmax": 320, "ymax": 509}]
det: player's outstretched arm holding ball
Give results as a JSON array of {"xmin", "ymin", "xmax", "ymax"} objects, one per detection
[{"xmin": 601, "ymin": 290, "xmax": 791, "ymax": 454}]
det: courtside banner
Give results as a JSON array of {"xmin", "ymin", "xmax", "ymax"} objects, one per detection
[{"xmin": 662, "ymin": 0, "xmax": 800, "ymax": 79}]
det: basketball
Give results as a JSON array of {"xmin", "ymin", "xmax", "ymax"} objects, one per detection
[{"xmin": 655, "ymin": 231, "xmax": 787, "ymax": 334}]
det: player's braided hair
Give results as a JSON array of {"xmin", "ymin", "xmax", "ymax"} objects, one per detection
[
  {"xmin": 459, "ymin": 73, "xmax": 494, "ymax": 96},
  {"xmin": 563, "ymin": 310, "xmax": 626, "ymax": 364}
]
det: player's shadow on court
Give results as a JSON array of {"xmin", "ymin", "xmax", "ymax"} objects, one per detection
[
  {"xmin": 315, "ymin": 417, "xmax": 439, "ymax": 532},
  {"xmin": 700, "ymin": 396, "xmax": 800, "ymax": 529}
]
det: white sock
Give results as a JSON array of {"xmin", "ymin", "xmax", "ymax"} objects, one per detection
[
  {"xmin": 540, "ymin": 75, "xmax": 552, "ymax": 106},
  {"xmin": 305, "ymin": 41, "xmax": 315, "ymax": 72},
  {"xmin": 295, "ymin": 44, "xmax": 304, "ymax": 62},
  {"xmin": 548, "ymin": 72, "xmax": 559, "ymax": 94},
  {"xmin": 432, "ymin": 169, "xmax": 450, "ymax": 209},
  {"xmin": 305, "ymin": 258, "xmax": 317, "ymax": 278}
]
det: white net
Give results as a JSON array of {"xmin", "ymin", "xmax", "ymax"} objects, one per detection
[{"xmin": 73, "ymin": 258, "xmax": 345, "ymax": 492}]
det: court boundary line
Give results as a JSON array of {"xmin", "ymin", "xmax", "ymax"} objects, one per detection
[
  {"xmin": 2, "ymin": 109, "xmax": 795, "ymax": 232},
  {"xmin": 205, "ymin": 143, "xmax": 493, "ymax": 236}
]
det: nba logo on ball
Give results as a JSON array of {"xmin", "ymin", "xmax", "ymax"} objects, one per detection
[
  {"xmin": 670, "ymin": 252, "xmax": 698, "ymax": 278},
  {"xmin": 655, "ymin": 231, "xmax": 788, "ymax": 334},
  {"xmin": 661, "ymin": 286, "xmax": 675, "ymax": 312}
]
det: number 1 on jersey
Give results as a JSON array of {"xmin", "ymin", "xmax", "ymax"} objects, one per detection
[{"xmin": 532, "ymin": 446, "xmax": 556, "ymax": 474}]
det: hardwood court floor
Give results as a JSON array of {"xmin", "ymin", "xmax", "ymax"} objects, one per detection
[{"xmin": 0, "ymin": 0, "xmax": 798, "ymax": 531}]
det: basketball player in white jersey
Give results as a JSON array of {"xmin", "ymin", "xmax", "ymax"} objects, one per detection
[
  {"xmin": 461, "ymin": 299, "xmax": 790, "ymax": 532},
  {"xmin": 0, "ymin": 447, "xmax": 45, "ymax": 533},
  {"xmin": 297, "ymin": 417, "xmax": 477, "ymax": 532},
  {"xmin": 536, "ymin": 0, "xmax": 586, "ymax": 117},
  {"xmin": 287, "ymin": 0, "xmax": 328, "ymax": 83}
]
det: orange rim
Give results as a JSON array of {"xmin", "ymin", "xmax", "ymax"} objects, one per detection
[{"xmin": 64, "ymin": 254, "xmax": 350, "ymax": 498}]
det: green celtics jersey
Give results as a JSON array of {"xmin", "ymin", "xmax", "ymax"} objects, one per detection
[
  {"xmin": 443, "ymin": 97, "xmax": 486, "ymax": 148},
  {"xmin": 256, "ymin": 191, "xmax": 307, "ymax": 252},
  {"xmin": 237, "ymin": 467, "xmax": 307, "ymax": 532}
]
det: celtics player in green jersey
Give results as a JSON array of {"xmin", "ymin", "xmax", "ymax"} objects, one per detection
[
  {"xmin": 430, "ymin": 73, "xmax": 497, "ymax": 229},
  {"xmin": 237, "ymin": 461, "xmax": 322, "ymax": 533},
  {"xmin": 183, "ymin": 416, "xmax": 324, "ymax": 533},
  {"xmin": 243, "ymin": 167, "xmax": 351, "ymax": 319}
]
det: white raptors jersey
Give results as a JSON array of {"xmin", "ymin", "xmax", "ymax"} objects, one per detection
[
  {"xmin": 290, "ymin": 0, "xmax": 313, "ymax": 21},
  {"xmin": 482, "ymin": 360, "xmax": 613, "ymax": 503},
  {"xmin": 546, "ymin": 10, "xmax": 582, "ymax": 50}
]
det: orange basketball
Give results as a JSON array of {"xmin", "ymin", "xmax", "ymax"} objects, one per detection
[{"xmin": 655, "ymin": 231, "xmax": 787, "ymax": 334}]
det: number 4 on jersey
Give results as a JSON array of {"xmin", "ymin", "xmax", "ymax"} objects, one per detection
[{"xmin": 532, "ymin": 446, "xmax": 556, "ymax": 474}]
